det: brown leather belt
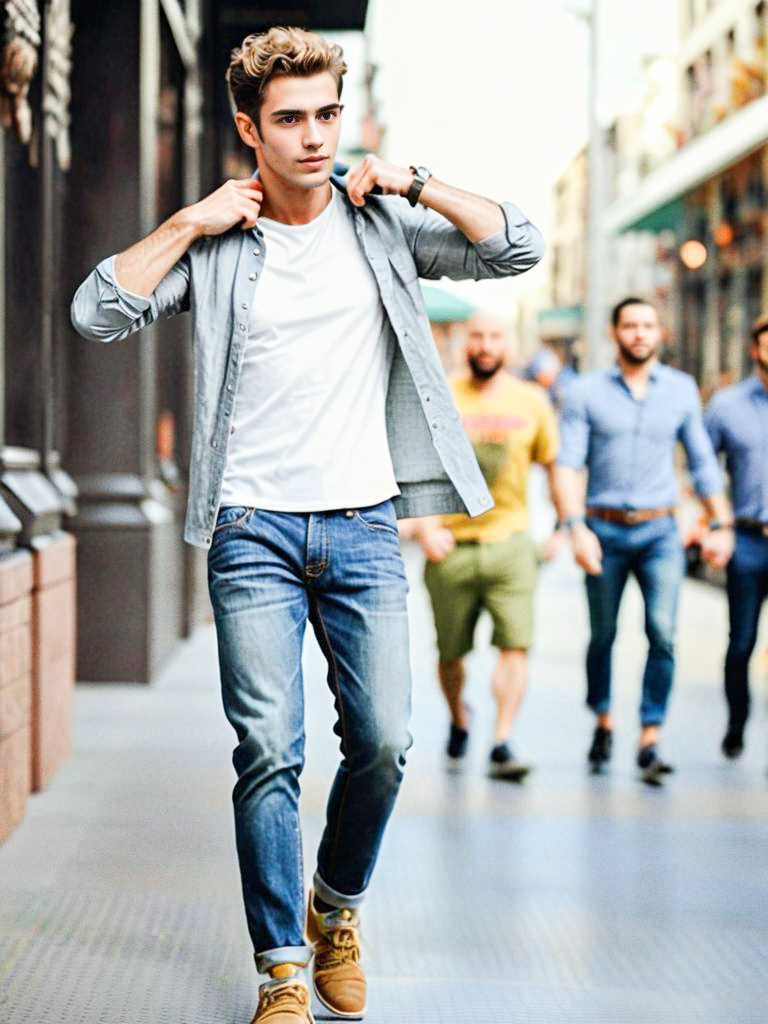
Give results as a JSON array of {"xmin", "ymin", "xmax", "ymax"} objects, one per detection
[
  {"xmin": 587, "ymin": 506, "xmax": 675, "ymax": 525},
  {"xmin": 735, "ymin": 518, "xmax": 768, "ymax": 537}
]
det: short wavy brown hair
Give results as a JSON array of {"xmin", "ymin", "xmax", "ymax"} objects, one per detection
[{"xmin": 227, "ymin": 27, "xmax": 347, "ymax": 130}]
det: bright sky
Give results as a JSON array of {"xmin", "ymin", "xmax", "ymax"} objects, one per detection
[{"xmin": 359, "ymin": 0, "xmax": 678, "ymax": 315}]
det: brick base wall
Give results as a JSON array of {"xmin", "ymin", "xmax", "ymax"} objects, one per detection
[
  {"xmin": 0, "ymin": 551, "xmax": 33, "ymax": 843},
  {"xmin": 31, "ymin": 532, "xmax": 77, "ymax": 791}
]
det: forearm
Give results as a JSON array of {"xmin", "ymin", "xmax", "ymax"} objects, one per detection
[
  {"xmin": 545, "ymin": 463, "xmax": 568, "ymax": 524},
  {"xmin": 418, "ymin": 177, "xmax": 505, "ymax": 243},
  {"xmin": 553, "ymin": 465, "xmax": 588, "ymax": 519},
  {"xmin": 115, "ymin": 208, "xmax": 202, "ymax": 298},
  {"xmin": 700, "ymin": 491, "xmax": 733, "ymax": 524}
]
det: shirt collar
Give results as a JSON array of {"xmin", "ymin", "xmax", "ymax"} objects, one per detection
[{"xmin": 610, "ymin": 361, "xmax": 660, "ymax": 384}]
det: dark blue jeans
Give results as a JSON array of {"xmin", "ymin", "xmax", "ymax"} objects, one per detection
[
  {"xmin": 207, "ymin": 501, "xmax": 412, "ymax": 973},
  {"xmin": 584, "ymin": 516, "xmax": 685, "ymax": 727},
  {"xmin": 725, "ymin": 530, "xmax": 768, "ymax": 727}
]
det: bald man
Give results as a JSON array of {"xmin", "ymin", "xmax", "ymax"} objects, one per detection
[{"xmin": 418, "ymin": 312, "xmax": 564, "ymax": 779}]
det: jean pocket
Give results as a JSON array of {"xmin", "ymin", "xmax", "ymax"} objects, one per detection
[
  {"xmin": 213, "ymin": 506, "xmax": 254, "ymax": 535},
  {"xmin": 353, "ymin": 505, "xmax": 399, "ymax": 536}
]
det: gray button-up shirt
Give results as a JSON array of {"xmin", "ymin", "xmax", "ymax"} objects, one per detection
[
  {"xmin": 71, "ymin": 177, "xmax": 544, "ymax": 548},
  {"xmin": 705, "ymin": 374, "xmax": 768, "ymax": 521},
  {"xmin": 558, "ymin": 362, "xmax": 722, "ymax": 509}
]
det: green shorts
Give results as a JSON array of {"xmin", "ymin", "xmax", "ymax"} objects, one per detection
[{"xmin": 424, "ymin": 532, "xmax": 538, "ymax": 662}]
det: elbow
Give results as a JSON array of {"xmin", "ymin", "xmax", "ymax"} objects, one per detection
[
  {"xmin": 70, "ymin": 294, "xmax": 110, "ymax": 343},
  {"xmin": 511, "ymin": 223, "xmax": 546, "ymax": 273}
]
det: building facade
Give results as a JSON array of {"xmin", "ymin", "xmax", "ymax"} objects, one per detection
[{"xmin": 602, "ymin": 0, "xmax": 768, "ymax": 393}]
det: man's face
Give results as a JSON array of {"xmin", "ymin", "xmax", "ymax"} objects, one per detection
[
  {"xmin": 238, "ymin": 72, "xmax": 342, "ymax": 192},
  {"xmin": 612, "ymin": 303, "xmax": 661, "ymax": 365},
  {"xmin": 465, "ymin": 313, "xmax": 510, "ymax": 381},
  {"xmin": 752, "ymin": 330, "xmax": 768, "ymax": 375}
]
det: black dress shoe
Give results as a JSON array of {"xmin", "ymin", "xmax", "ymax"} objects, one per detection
[
  {"xmin": 722, "ymin": 724, "xmax": 744, "ymax": 759},
  {"xmin": 637, "ymin": 744, "xmax": 674, "ymax": 786},
  {"xmin": 588, "ymin": 725, "xmax": 613, "ymax": 770}
]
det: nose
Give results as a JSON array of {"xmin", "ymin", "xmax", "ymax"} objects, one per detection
[{"xmin": 303, "ymin": 119, "xmax": 323, "ymax": 149}]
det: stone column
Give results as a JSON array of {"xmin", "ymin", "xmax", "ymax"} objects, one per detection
[{"xmin": 63, "ymin": 0, "xmax": 181, "ymax": 681}]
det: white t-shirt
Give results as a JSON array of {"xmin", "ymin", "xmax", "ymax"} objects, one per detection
[{"xmin": 219, "ymin": 189, "xmax": 399, "ymax": 511}]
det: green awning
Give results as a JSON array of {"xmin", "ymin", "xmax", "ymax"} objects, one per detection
[
  {"xmin": 622, "ymin": 198, "xmax": 684, "ymax": 235},
  {"xmin": 420, "ymin": 285, "xmax": 476, "ymax": 323}
]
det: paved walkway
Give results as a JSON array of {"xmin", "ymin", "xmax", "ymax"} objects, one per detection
[{"xmin": 2, "ymin": 539, "xmax": 768, "ymax": 1024}]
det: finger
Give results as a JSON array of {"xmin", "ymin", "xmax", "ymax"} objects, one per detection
[
  {"xmin": 347, "ymin": 167, "xmax": 375, "ymax": 206},
  {"xmin": 239, "ymin": 202, "xmax": 261, "ymax": 229}
]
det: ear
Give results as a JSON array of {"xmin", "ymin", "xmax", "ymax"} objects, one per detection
[{"xmin": 234, "ymin": 111, "xmax": 260, "ymax": 151}]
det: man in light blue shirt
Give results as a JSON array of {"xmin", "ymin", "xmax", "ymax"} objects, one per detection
[
  {"xmin": 557, "ymin": 297, "xmax": 733, "ymax": 785},
  {"xmin": 705, "ymin": 314, "xmax": 768, "ymax": 759}
]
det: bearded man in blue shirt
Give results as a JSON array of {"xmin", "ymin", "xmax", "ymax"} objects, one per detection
[
  {"xmin": 705, "ymin": 314, "xmax": 768, "ymax": 760},
  {"xmin": 556, "ymin": 298, "xmax": 733, "ymax": 786}
]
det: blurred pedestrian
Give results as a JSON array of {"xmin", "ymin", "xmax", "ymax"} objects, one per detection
[
  {"xmin": 70, "ymin": 26, "xmax": 544, "ymax": 1024},
  {"xmin": 705, "ymin": 313, "xmax": 768, "ymax": 759},
  {"xmin": 418, "ymin": 312, "xmax": 563, "ymax": 780},
  {"xmin": 524, "ymin": 344, "xmax": 576, "ymax": 410},
  {"xmin": 556, "ymin": 297, "xmax": 733, "ymax": 785}
]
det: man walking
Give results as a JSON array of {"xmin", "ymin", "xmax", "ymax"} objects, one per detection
[
  {"xmin": 418, "ymin": 312, "xmax": 562, "ymax": 780},
  {"xmin": 71, "ymin": 27, "xmax": 543, "ymax": 1024},
  {"xmin": 705, "ymin": 314, "xmax": 768, "ymax": 759},
  {"xmin": 556, "ymin": 298, "xmax": 733, "ymax": 785}
]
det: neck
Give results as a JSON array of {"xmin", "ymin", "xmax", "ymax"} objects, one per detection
[
  {"xmin": 756, "ymin": 364, "xmax": 768, "ymax": 391},
  {"xmin": 618, "ymin": 354, "xmax": 656, "ymax": 383},
  {"xmin": 258, "ymin": 174, "xmax": 333, "ymax": 225}
]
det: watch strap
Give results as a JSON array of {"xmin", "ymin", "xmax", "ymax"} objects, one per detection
[{"xmin": 406, "ymin": 165, "xmax": 431, "ymax": 207}]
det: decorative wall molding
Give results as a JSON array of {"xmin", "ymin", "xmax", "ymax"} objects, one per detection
[{"xmin": 0, "ymin": 0, "xmax": 41, "ymax": 144}]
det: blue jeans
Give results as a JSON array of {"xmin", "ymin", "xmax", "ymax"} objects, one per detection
[
  {"xmin": 584, "ymin": 516, "xmax": 685, "ymax": 726},
  {"xmin": 725, "ymin": 530, "xmax": 768, "ymax": 727},
  {"xmin": 207, "ymin": 500, "xmax": 412, "ymax": 974}
]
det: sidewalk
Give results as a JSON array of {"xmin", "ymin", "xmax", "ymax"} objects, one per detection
[{"xmin": 1, "ymin": 541, "xmax": 767, "ymax": 1024}]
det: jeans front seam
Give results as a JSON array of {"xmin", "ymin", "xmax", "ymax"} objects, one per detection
[{"xmin": 309, "ymin": 594, "xmax": 351, "ymax": 882}]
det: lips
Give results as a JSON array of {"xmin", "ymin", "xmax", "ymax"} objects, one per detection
[{"xmin": 300, "ymin": 156, "xmax": 327, "ymax": 167}]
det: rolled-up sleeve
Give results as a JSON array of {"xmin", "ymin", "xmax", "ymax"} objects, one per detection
[
  {"xmin": 680, "ymin": 381, "xmax": 723, "ymax": 497},
  {"xmin": 557, "ymin": 379, "xmax": 590, "ymax": 470},
  {"xmin": 408, "ymin": 201, "xmax": 545, "ymax": 281},
  {"xmin": 71, "ymin": 253, "xmax": 190, "ymax": 343}
]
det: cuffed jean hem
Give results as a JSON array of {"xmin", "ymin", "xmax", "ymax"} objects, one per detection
[
  {"xmin": 254, "ymin": 945, "xmax": 313, "ymax": 975},
  {"xmin": 587, "ymin": 697, "xmax": 611, "ymax": 716},
  {"xmin": 313, "ymin": 870, "xmax": 366, "ymax": 910}
]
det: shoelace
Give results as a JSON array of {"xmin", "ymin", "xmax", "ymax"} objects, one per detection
[
  {"xmin": 315, "ymin": 925, "xmax": 361, "ymax": 967},
  {"xmin": 260, "ymin": 983, "xmax": 309, "ymax": 1010}
]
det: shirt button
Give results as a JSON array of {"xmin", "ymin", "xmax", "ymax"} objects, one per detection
[
  {"xmin": 241, "ymin": 302, "xmax": 248, "ymax": 309},
  {"xmin": 253, "ymin": 247, "xmax": 260, "ymax": 255},
  {"xmin": 431, "ymin": 421, "xmax": 438, "ymax": 429},
  {"xmin": 239, "ymin": 323, "xmax": 246, "ymax": 331},
  {"xmin": 227, "ymin": 384, "xmax": 233, "ymax": 392},
  {"xmin": 248, "ymin": 272, "xmax": 256, "ymax": 281},
  {"xmin": 345, "ymin": 510, "xmax": 355, "ymax": 517},
  {"xmin": 212, "ymin": 442, "xmax": 218, "ymax": 449}
]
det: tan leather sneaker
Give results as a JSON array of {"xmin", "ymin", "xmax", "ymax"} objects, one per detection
[
  {"xmin": 251, "ymin": 966, "xmax": 314, "ymax": 1024},
  {"xmin": 306, "ymin": 891, "xmax": 367, "ymax": 1018}
]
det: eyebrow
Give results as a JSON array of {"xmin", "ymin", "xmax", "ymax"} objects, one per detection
[{"xmin": 269, "ymin": 103, "xmax": 343, "ymax": 119}]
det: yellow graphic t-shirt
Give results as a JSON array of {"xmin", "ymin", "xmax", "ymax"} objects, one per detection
[{"xmin": 444, "ymin": 374, "xmax": 559, "ymax": 542}]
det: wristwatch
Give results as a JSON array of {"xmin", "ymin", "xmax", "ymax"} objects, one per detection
[
  {"xmin": 562, "ymin": 516, "xmax": 586, "ymax": 531},
  {"xmin": 406, "ymin": 165, "xmax": 432, "ymax": 206},
  {"xmin": 707, "ymin": 518, "xmax": 733, "ymax": 531}
]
